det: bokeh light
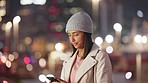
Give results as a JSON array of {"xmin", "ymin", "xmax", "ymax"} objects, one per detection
[
  {"xmin": 134, "ymin": 35, "xmax": 142, "ymax": 43},
  {"xmin": 24, "ymin": 56, "xmax": 30, "ymax": 64},
  {"xmin": 26, "ymin": 64, "xmax": 33, "ymax": 71},
  {"xmin": 1, "ymin": 55, "xmax": 7, "ymax": 63},
  {"xmin": 55, "ymin": 43, "xmax": 64, "ymax": 51},
  {"xmin": 2, "ymin": 80, "xmax": 8, "ymax": 83},
  {"xmin": 6, "ymin": 60, "xmax": 11, "ymax": 68},
  {"xmin": 24, "ymin": 37, "xmax": 32, "ymax": 45},
  {"xmin": 8, "ymin": 54, "xmax": 15, "ymax": 62},
  {"xmin": 13, "ymin": 16, "xmax": 21, "ymax": 23},
  {"xmin": 34, "ymin": 51, "xmax": 42, "ymax": 59},
  {"xmin": 137, "ymin": 10, "xmax": 143, "ymax": 18},
  {"xmin": 105, "ymin": 35, "xmax": 114, "ymax": 43},
  {"xmin": 106, "ymin": 46, "xmax": 113, "ymax": 54},
  {"xmin": 113, "ymin": 23, "xmax": 122, "ymax": 32},
  {"xmin": 39, "ymin": 58, "xmax": 46, "ymax": 68},
  {"xmin": 95, "ymin": 37, "xmax": 103, "ymax": 46},
  {"xmin": 141, "ymin": 36, "xmax": 147, "ymax": 44},
  {"xmin": 125, "ymin": 72, "xmax": 132, "ymax": 79},
  {"xmin": 13, "ymin": 52, "xmax": 19, "ymax": 59},
  {"xmin": 5, "ymin": 21, "xmax": 12, "ymax": 30},
  {"xmin": 38, "ymin": 74, "xmax": 46, "ymax": 82}
]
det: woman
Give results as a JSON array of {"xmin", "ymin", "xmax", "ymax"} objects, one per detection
[{"xmin": 51, "ymin": 11, "xmax": 112, "ymax": 83}]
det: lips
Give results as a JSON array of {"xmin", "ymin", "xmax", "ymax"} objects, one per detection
[{"xmin": 72, "ymin": 42, "xmax": 78, "ymax": 47}]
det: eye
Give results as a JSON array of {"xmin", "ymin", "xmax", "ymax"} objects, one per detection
[
  {"xmin": 67, "ymin": 34, "xmax": 71, "ymax": 37},
  {"xmin": 73, "ymin": 33, "xmax": 79, "ymax": 36}
]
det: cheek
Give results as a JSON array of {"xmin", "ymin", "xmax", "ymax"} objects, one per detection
[{"xmin": 77, "ymin": 36, "xmax": 85, "ymax": 44}]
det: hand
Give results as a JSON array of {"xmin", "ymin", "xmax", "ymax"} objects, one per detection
[{"xmin": 51, "ymin": 78, "xmax": 67, "ymax": 83}]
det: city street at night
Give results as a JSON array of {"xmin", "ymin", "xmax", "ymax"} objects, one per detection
[{"xmin": 0, "ymin": 0, "xmax": 148, "ymax": 83}]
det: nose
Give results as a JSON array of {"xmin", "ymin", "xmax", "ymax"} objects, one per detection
[{"xmin": 70, "ymin": 36, "xmax": 75, "ymax": 42}]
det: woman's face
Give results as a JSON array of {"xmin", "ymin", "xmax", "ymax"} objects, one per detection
[{"xmin": 67, "ymin": 30, "xmax": 85, "ymax": 49}]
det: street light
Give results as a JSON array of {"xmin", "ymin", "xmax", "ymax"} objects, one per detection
[
  {"xmin": 113, "ymin": 23, "xmax": 122, "ymax": 41},
  {"xmin": 4, "ymin": 21, "xmax": 12, "ymax": 53},
  {"xmin": 13, "ymin": 16, "xmax": 21, "ymax": 51},
  {"xmin": 134, "ymin": 34, "xmax": 147, "ymax": 83},
  {"xmin": 113, "ymin": 23, "xmax": 122, "ymax": 51}
]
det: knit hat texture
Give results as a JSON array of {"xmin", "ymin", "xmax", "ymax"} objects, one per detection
[{"xmin": 65, "ymin": 12, "xmax": 93, "ymax": 34}]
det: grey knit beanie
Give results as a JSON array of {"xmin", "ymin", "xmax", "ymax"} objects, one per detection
[{"xmin": 65, "ymin": 12, "xmax": 93, "ymax": 34}]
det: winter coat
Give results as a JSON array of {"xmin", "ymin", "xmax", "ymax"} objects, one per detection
[{"xmin": 60, "ymin": 43, "xmax": 112, "ymax": 83}]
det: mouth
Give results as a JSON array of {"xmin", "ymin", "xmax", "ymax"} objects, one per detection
[{"xmin": 72, "ymin": 43, "xmax": 77, "ymax": 47}]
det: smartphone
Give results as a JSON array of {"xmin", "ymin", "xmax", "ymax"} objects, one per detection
[{"xmin": 46, "ymin": 77, "xmax": 59, "ymax": 82}]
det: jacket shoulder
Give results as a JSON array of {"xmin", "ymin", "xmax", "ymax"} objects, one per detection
[{"xmin": 95, "ymin": 50, "xmax": 110, "ymax": 60}]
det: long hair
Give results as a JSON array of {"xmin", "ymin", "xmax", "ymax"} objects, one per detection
[{"xmin": 70, "ymin": 32, "xmax": 93, "ymax": 58}]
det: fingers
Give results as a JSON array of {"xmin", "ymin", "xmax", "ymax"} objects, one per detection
[
  {"xmin": 56, "ymin": 79, "xmax": 67, "ymax": 83},
  {"xmin": 50, "ymin": 78, "xmax": 67, "ymax": 83}
]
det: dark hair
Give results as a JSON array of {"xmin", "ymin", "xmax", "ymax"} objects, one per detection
[{"xmin": 70, "ymin": 32, "xmax": 93, "ymax": 58}]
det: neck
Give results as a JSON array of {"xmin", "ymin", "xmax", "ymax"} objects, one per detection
[{"xmin": 77, "ymin": 49, "xmax": 84, "ymax": 58}]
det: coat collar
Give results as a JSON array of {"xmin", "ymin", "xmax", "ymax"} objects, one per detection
[
  {"xmin": 64, "ymin": 50, "xmax": 78, "ymax": 81},
  {"xmin": 64, "ymin": 43, "xmax": 100, "ymax": 82},
  {"xmin": 75, "ymin": 43, "xmax": 99, "ymax": 82}
]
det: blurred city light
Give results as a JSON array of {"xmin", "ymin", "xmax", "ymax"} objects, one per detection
[
  {"xmin": 26, "ymin": 64, "xmax": 33, "ymax": 71},
  {"xmin": 33, "ymin": 0, "xmax": 46, "ymax": 5},
  {"xmin": 24, "ymin": 37, "xmax": 32, "ymax": 45},
  {"xmin": 69, "ymin": 7, "xmax": 83, "ymax": 14},
  {"xmin": 20, "ymin": 0, "xmax": 33, "ymax": 5},
  {"xmin": 55, "ymin": 24, "xmax": 64, "ymax": 32},
  {"xmin": 0, "ymin": 0, "xmax": 6, "ymax": 16},
  {"xmin": 0, "ymin": 0, "xmax": 6, "ymax": 6},
  {"xmin": 60, "ymin": 52, "xmax": 70, "ymax": 61},
  {"xmin": 113, "ymin": 23, "xmax": 122, "ymax": 32},
  {"xmin": 0, "ymin": 9, "xmax": 6, "ymax": 16},
  {"xmin": 38, "ymin": 74, "xmax": 53, "ymax": 83},
  {"xmin": 39, "ymin": 58, "xmax": 46, "ymax": 68},
  {"xmin": 34, "ymin": 51, "xmax": 42, "ymax": 59},
  {"xmin": 6, "ymin": 60, "xmax": 11, "ymax": 68},
  {"xmin": 95, "ymin": 37, "xmax": 103, "ymax": 46},
  {"xmin": 13, "ymin": 16, "xmax": 21, "ymax": 24},
  {"xmin": 8, "ymin": 54, "xmax": 14, "ymax": 62},
  {"xmin": 122, "ymin": 36, "xmax": 129, "ymax": 43},
  {"xmin": 137, "ymin": 10, "xmax": 143, "ymax": 18},
  {"xmin": 125, "ymin": 72, "xmax": 132, "ymax": 79},
  {"xmin": 20, "ymin": 0, "xmax": 46, "ymax": 5},
  {"xmin": 12, "ymin": 52, "xmax": 19, "ymax": 59},
  {"xmin": 5, "ymin": 21, "xmax": 12, "ymax": 30},
  {"xmin": 46, "ymin": 43, "xmax": 55, "ymax": 51},
  {"xmin": 134, "ymin": 35, "xmax": 142, "ymax": 43},
  {"xmin": 24, "ymin": 56, "xmax": 30, "ymax": 64},
  {"xmin": 55, "ymin": 43, "xmax": 64, "ymax": 51},
  {"xmin": 141, "ymin": 35, "xmax": 147, "ymax": 44},
  {"xmin": 105, "ymin": 35, "xmax": 114, "ymax": 43},
  {"xmin": 106, "ymin": 46, "xmax": 113, "ymax": 54},
  {"xmin": 2, "ymin": 80, "xmax": 8, "ymax": 83},
  {"xmin": 38, "ymin": 74, "xmax": 46, "ymax": 82},
  {"xmin": 50, "ymin": 51, "xmax": 61, "ymax": 59},
  {"xmin": 1, "ymin": 55, "xmax": 7, "ymax": 63}
]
